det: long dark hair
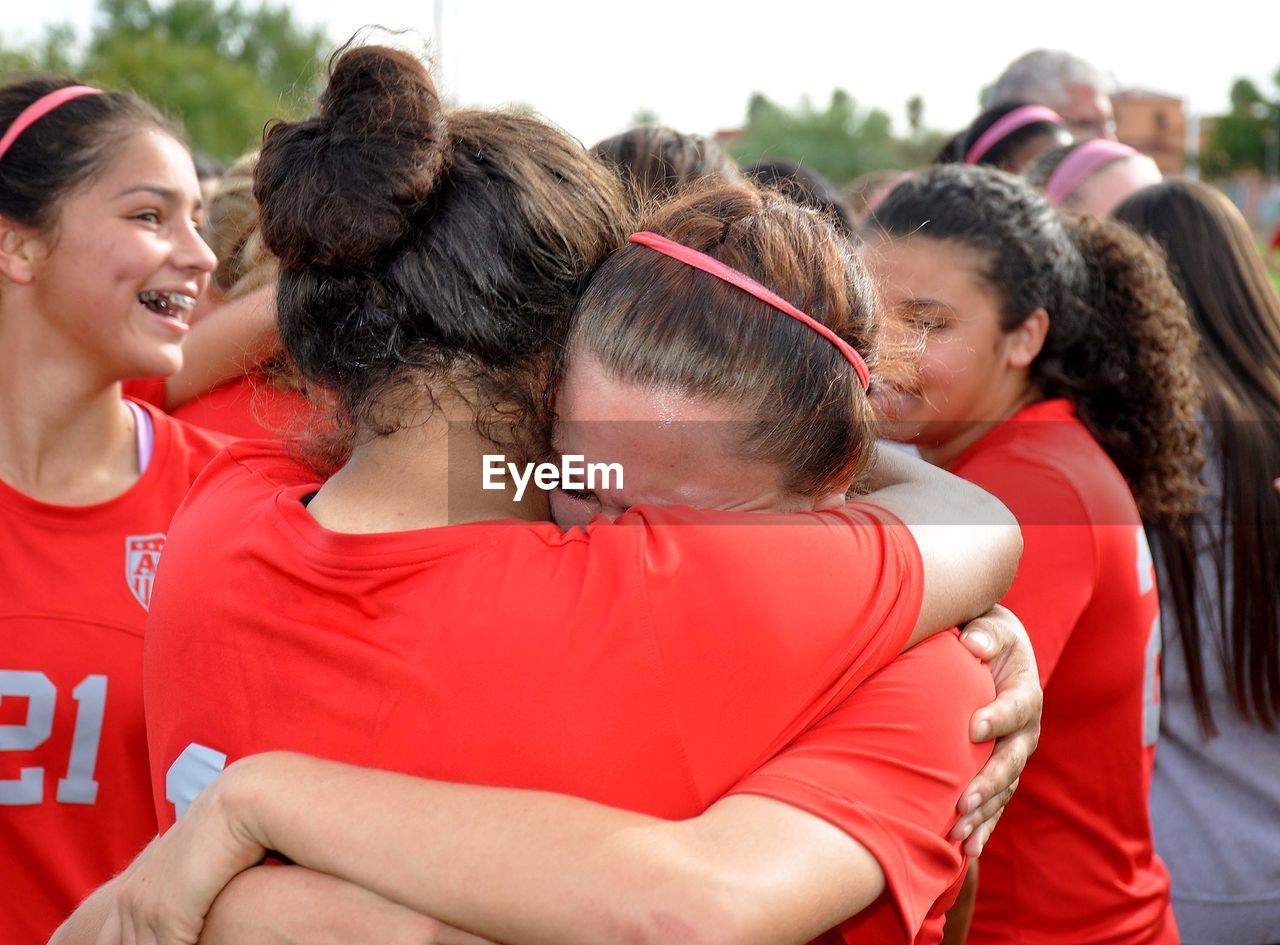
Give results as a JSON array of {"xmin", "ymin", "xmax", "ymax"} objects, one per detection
[
  {"xmin": 1114, "ymin": 178, "xmax": 1280, "ymax": 732},
  {"xmin": 867, "ymin": 164, "xmax": 1203, "ymax": 525}
]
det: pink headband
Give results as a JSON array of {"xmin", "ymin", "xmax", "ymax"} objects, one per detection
[
  {"xmin": 965, "ymin": 105, "xmax": 1065, "ymax": 165},
  {"xmin": 1043, "ymin": 139, "xmax": 1139, "ymax": 205},
  {"xmin": 0, "ymin": 86, "xmax": 103, "ymax": 165},
  {"xmin": 628, "ymin": 231, "xmax": 871, "ymax": 390}
]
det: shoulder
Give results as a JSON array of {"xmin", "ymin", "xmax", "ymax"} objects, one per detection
[
  {"xmin": 874, "ymin": 631, "xmax": 995, "ymax": 716},
  {"xmin": 168, "ymin": 437, "xmax": 320, "ymax": 532},
  {"xmin": 133, "ymin": 398, "xmax": 232, "ymax": 478},
  {"xmin": 602, "ymin": 501, "xmax": 919, "ymax": 587},
  {"xmin": 954, "ymin": 415, "xmax": 1102, "ymax": 529}
]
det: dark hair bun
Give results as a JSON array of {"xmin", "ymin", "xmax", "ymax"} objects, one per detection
[{"xmin": 255, "ymin": 45, "xmax": 448, "ymax": 269}]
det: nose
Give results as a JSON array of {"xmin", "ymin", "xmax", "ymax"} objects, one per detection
[{"xmin": 174, "ymin": 218, "xmax": 217, "ymax": 275}]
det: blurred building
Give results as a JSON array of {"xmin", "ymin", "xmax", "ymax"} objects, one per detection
[{"xmin": 1114, "ymin": 89, "xmax": 1186, "ymax": 174}]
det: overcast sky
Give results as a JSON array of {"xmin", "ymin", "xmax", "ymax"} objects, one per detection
[{"xmin": 5, "ymin": 0, "xmax": 1278, "ymax": 146}]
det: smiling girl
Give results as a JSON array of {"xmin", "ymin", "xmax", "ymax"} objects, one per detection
[{"xmin": 0, "ymin": 77, "xmax": 224, "ymax": 942}]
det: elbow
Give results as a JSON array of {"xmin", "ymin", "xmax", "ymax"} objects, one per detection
[
  {"xmin": 994, "ymin": 511, "xmax": 1023, "ymax": 597},
  {"xmin": 967, "ymin": 484, "xmax": 1022, "ymax": 596},
  {"xmin": 611, "ymin": 847, "xmax": 767, "ymax": 945},
  {"xmin": 623, "ymin": 893, "xmax": 759, "ymax": 945},
  {"xmin": 996, "ymin": 503, "xmax": 1024, "ymax": 596}
]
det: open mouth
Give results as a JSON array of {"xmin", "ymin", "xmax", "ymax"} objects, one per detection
[{"xmin": 138, "ymin": 290, "xmax": 196, "ymax": 321}]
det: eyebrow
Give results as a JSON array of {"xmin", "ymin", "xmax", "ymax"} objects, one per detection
[
  {"xmin": 114, "ymin": 184, "xmax": 203, "ymax": 210},
  {"xmin": 901, "ymin": 296, "xmax": 957, "ymax": 313}
]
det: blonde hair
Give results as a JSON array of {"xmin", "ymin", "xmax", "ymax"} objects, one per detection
[{"xmin": 204, "ymin": 151, "xmax": 278, "ymax": 300}]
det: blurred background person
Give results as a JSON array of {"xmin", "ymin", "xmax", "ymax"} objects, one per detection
[
  {"xmin": 1027, "ymin": 139, "xmax": 1163, "ymax": 217},
  {"xmin": 984, "ymin": 49, "xmax": 1117, "ymax": 141},
  {"xmin": 1114, "ymin": 177, "xmax": 1280, "ymax": 945},
  {"xmin": 744, "ymin": 158, "xmax": 856, "ymax": 235},
  {"xmin": 937, "ymin": 101, "xmax": 1072, "ymax": 174},
  {"xmin": 592, "ymin": 124, "xmax": 740, "ymax": 209}
]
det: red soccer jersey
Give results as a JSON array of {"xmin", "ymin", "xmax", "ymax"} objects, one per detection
[
  {"xmin": 144, "ymin": 439, "xmax": 985, "ymax": 942},
  {"xmin": 120, "ymin": 377, "xmax": 166, "ymax": 408},
  {"xmin": 170, "ymin": 374, "xmax": 311, "ymax": 440},
  {"xmin": 0, "ymin": 402, "xmax": 226, "ymax": 944},
  {"xmin": 731, "ymin": 629, "xmax": 993, "ymax": 944},
  {"xmin": 951, "ymin": 399, "xmax": 1176, "ymax": 945},
  {"xmin": 124, "ymin": 373, "xmax": 312, "ymax": 440}
]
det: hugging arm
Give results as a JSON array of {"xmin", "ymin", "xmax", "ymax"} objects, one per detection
[
  {"xmin": 858, "ymin": 447, "xmax": 1023, "ymax": 645},
  {"xmin": 161, "ymin": 284, "xmax": 279, "ymax": 409},
  {"xmin": 101, "ymin": 635, "xmax": 996, "ymax": 945}
]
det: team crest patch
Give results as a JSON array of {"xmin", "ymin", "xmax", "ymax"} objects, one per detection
[{"xmin": 125, "ymin": 533, "xmax": 166, "ymax": 611}]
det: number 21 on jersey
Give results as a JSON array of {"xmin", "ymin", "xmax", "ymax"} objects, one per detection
[{"xmin": 0, "ymin": 670, "xmax": 107, "ymax": 805}]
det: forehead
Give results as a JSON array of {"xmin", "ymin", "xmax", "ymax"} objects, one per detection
[
  {"xmin": 556, "ymin": 353, "xmax": 782, "ymax": 505},
  {"xmin": 1061, "ymin": 83, "xmax": 1112, "ymax": 118},
  {"xmin": 1077, "ymin": 157, "xmax": 1163, "ymax": 217},
  {"xmin": 862, "ymin": 236, "xmax": 996, "ymax": 307},
  {"xmin": 73, "ymin": 130, "xmax": 200, "ymax": 204},
  {"xmin": 557, "ymin": 353, "xmax": 743, "ymax": 465}
]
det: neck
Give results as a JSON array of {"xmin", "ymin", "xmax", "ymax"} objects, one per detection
[
  {"xmin": 306, "ymin": 392, "xmax": 549, "ymax": 534},
  {"xmin": 920, "ymin": 383, "xmax": 1043, "ymax": 470},
  {"xmin": 0, "ymin": 298, "xmax": 138, "ymax": 502}
]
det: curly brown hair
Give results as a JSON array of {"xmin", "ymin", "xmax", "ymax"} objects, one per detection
[
  {"xmin": 868, "ymin": 164, "xmax": 1202, "ymax": 525},
  {"xmin": 1065, "ymin": 213, "xmax": 1202, "ymax": 522}
]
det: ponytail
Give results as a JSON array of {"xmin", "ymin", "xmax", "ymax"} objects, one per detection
[{"xmin": 1042, "ymin": 214, "xmax": 1202, "ymax": 524}]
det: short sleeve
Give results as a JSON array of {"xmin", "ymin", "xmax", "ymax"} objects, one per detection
[
  {"xmin": 618, "ymin": 501, "xmax": 924, "ymax": 804},
  {"xmin": 727, "ymin": 632, "xmax": 995, "ymax": 942},
  {"xmin": 959, "ymin": 453, "xmax": 1098, "ymax": 685}
]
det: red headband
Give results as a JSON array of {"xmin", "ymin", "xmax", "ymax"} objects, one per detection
[
  {"xmin": 627, "ymin": 231, "xmax": 871, "ymax": 390},
  {"xmin": 0, "ymin": 86, "xmax": 103, "ymax": 165}
]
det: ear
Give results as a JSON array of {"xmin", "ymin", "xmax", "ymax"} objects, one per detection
[
  {"xmin": 0, "ymin": 220, "xmax": 45, "ymax": 286},
  {"xmin": 812, "ymin": 487, "xmax": 852, "ymax": 511},
  {"xmin": 1005, "ymin": 307, "xmax": 1049, "ymax": 369}
]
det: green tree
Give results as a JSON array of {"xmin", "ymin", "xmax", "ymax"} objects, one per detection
[
  {"xmin": 630, "ymin": 107, "xmax": 659, "ymax": 126},
  {"xmin": 728, "ymin": 89, "xmax": 943, "ymax": 185},
  {"xmin": 0, "ymin": 0, "xmax": 328, "ymax": 164},
  {"xmin": 1203, "ymin": 74, "xmax": 1280, "ymax": 179}
]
